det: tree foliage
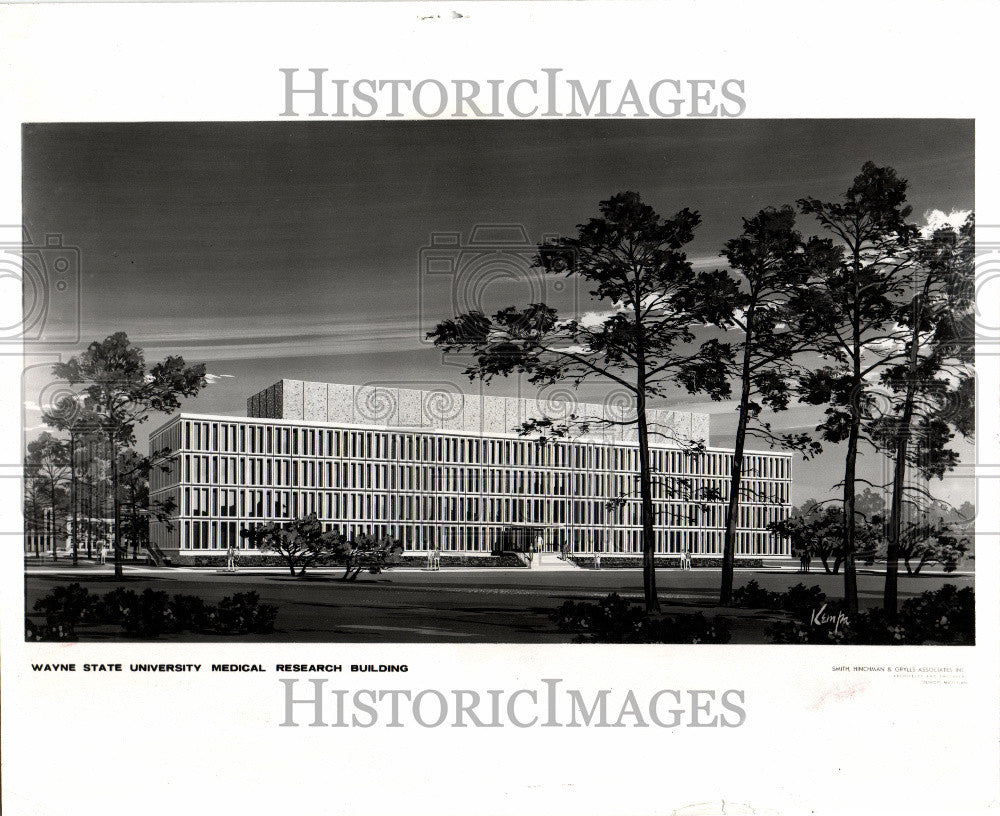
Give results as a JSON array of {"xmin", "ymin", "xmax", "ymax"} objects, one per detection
[
  {"xmin": 50, "ymin": 332, "xmax": 206, "ymax": 577},
  {"xmin": 789, "ymin": 162, "xmax": 919, "ymax": 614},
  {"xmin": 712, "ymin": 205, "xmax": 831, "ymax": 603},
  {"xmin": 242, "ymin": 513, "xmax": 341, "ymax": 577},
  {"xmin": 429, "ymin": 191, "xmax": 735, "ymax": 612},
  {"xmin": 770, "ymin": 491, "xmax": 886, "ymax": 575}
]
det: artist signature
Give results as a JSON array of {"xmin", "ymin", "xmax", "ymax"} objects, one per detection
[{"xmin": 810, "ymin": 604, "xmax": 849, "ymax": 635}]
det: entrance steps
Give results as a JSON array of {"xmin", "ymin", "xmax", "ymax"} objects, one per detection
[{"xmin": 528, "ymin": 552, "xmax": 582, "ymax": 571}]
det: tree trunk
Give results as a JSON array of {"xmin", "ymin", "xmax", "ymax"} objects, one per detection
[
  {"xmin": 85, "ymin": 472, "xmax": 93, "ymax": 559},
  {"xmin": 70, "ymin": 433, "xmax": 78, "ymax": 566},
  {"xmin": 49, "ymin": 479, "xmax": 58, "ymax": 561},
  {"xmin": 33, "ymin": 491, "xmax": 41, "ymax": 556},
  {"xmin": 884, "ymin": 392, "xmax": 916, "ymax": 616},
  {"xmin": 635, "ymin": 387, "xmax": 660, "ymax": 613},
  {"xmin": 884, "ymin": 294, "xmax": 924, "ymax": 618},
  {"xmin": 110, "ymin": 435, "xmax": 123, "ymax": 579},
  {"xmin": 721, "ymin": 320, "xmax": 754, "ymax": 605},
  {"xmin": 130, "ymin": 480, "xmax": 138, "ymax": 561},
  {"xmin": 841, "ymin": 372, "xmax": 861, "ymax": 614}
]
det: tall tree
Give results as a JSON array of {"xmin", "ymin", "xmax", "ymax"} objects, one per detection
[
  {"xmin": 712, "ymin": 206, "xmax": 831, "ymax": 605},
  {"xmin": 791, "ymin": 163, "xmax": 918, "ymax": 614},
  {"xmin": 429, "ymin": 192, "xmax": 734, "ymax": 612},
  {"xmin": 872, "ymin": 214, "xmax": 975, "ymax": 615},
  {"xmin": 25, "ymin": 433, "xmax": 71, "ymax": 561},
  {"xmin": 51, "ymin": 333, "xmax": 206, "ymax": 578},
  {"xmin": 23, "ymin": 457, "xmax": 48, "ymax": 556},
  {"xmin": 41, "ymin": 394, "xmax": 103, "ymax": 566}
]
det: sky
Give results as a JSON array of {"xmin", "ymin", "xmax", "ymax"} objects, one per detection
[{"xmin": 21, "ymin": 119, "xmax": 976, "ymax": 507}]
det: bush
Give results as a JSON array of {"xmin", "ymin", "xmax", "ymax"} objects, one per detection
[
  {"xmin": 214, "ymin": 591, "xmax": 277, "ymax": 635},
  {"xmin": 551, "ymin": 593, "xmax": 730, "ymax": 644},
  {"xmin": 781, "ymin": 584, "xmax": 828, "ymax": 615},
  {"xmin": 29, "ymin": 585, "xmax": 280, "ymax": 639},
  {"xmin": 897, "ymin": 584, "xmax": 974, "ymax": 644},
  {"xmin": 766, "ymin": 584, "xmax": 973, "ymax": 645},
  {"xmin": 731, "ymin": 580, "xmax": 783, "ymax": 609},
  {"xmin": 730, "ymin": 580, "xmax": 827, "ymax": 615},
  {"xmin": 124, "ymin": 589, "xmax": 177, "ymax": 637},
  {"xmin": 32, "ymin": 583, "xmax": 101, "ymax": 635},
  {"xmin": 170, "ymin": 594, "xmax": 214, "ymax": 632},
  {"xmin": 25, "ymin": 618, "xmax": 77, "ymax": 641},
  {"xmin": 642, "ymin": 612, "xmax": 731, "ymax": 644}
]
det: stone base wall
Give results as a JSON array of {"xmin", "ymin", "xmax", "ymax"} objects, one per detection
[
  {"xmin": 160, "ymin": 552, "xmax": 526, "ymax": 568},
  {"xmin": 568, "ymin": 556, "xmax": 764, "ymax": 569}
]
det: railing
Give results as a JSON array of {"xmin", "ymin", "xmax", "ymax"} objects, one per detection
[{"xmin": 144, "ymin": 540, "xmax": 170, "ymax": 567}]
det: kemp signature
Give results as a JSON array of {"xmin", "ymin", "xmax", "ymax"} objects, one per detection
[{"xmin": 810, "ymin": 604, "xmax": 849, "ymax": 635}]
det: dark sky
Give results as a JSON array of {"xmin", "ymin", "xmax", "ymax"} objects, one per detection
[{"xmin": 22, "ymin": 119, "xmax": 975, "ymax": 506}]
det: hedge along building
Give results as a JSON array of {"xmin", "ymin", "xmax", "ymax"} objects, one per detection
[{"xmin": 148, "ymin": 379, "xmax": 792, "ymax": 565}]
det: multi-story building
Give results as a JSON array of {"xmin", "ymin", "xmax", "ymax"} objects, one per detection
[{"xmin": 148, "ymin": 379, "xmax": 792, "ymax": 564}]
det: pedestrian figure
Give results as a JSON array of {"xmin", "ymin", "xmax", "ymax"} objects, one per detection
[
  {"xmin": 431, "ymin": 546, "xmax": 441, "ymax": 571},
  {"xmin": 226, "ymin": 543, "xmax": 238, "ymax": 573},
  {"xmin": 427, "ymin": 548, "xmax": 434, "ymax": 570},
  {"xmin": 594, "ymin": 550, "xmax": 601, "ymax": 570},
  {"xmin": 98, "ymin": 544, "xmax": 106, "ymax": 565},
  {"xmin": 681, "ymin": 548, "xmax": 692, "ymax": 570}
]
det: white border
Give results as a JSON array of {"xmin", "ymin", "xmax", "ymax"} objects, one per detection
[{"xmin": 1, "ymin": 4, "xmax": 997, "ymax": 816}]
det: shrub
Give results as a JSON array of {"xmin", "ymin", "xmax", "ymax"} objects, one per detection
[
  {"xmin": 766, "ymin": 584, "xmax": 973, "ymax": 645},
  {"xmin": 552, "ymin": 593, "xmax": 730, "ymax": 644},
  {"xmin": 124, "ymin": 589, "xmax": 177, "ymax": 637},
  {"xmin": 98, "ymin": 587, "xmax": 141, "ymax": 626},
  {"xmin": 731, "ymin": 580, "xmax": 783, "ymax": 609},
  {"xmin": 98, "ymin": 588, "xmax": 178, "ymax": 637},
  {"xmin": 730, "ymin": 580, "xmax": 827, "ymax": 615},
  {"xmin": 642, "ymin": 612, "xmax": 731, "ymax": 644},
  {"xmin": 170, "ymin": 594, "xmax": 214, "ymax": 633},
  {"xmin": 781, "ymin": 584, "xmax": 828, "ymax": 615},
  {"xmin": 32, "ymin": 583, "xmax": 100, "ymax": 635},
  {"xmin": 25, "ymin": 618, "xmax": 77, "ymax": 642},
  {"xmin": 29, "ymin": 585, "xmax": 281, "ymax": 639},
  {"xmin": 214, "ymin": 591, "xmax": 277, "ymax": 635},
  {"xmin": 897, "ymin": 584, "xmax": 974, "ymax": 645}
]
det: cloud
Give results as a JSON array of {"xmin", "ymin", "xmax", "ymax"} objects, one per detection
[
  {"xmin": 922, "ymin": 209, "xmax": 972, "ymax": 237},
  {"xmin": 204, "ymin": 373, "xmax": 237, "ymax": 384},
  {"xmin": 578, "ymin": 310, "xmax": 617, "ymax": 328}
]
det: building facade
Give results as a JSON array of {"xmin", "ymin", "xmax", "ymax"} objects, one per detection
[{"xmin": 149, "ymin": 380, "xmax": 792, "ymax": 562}]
